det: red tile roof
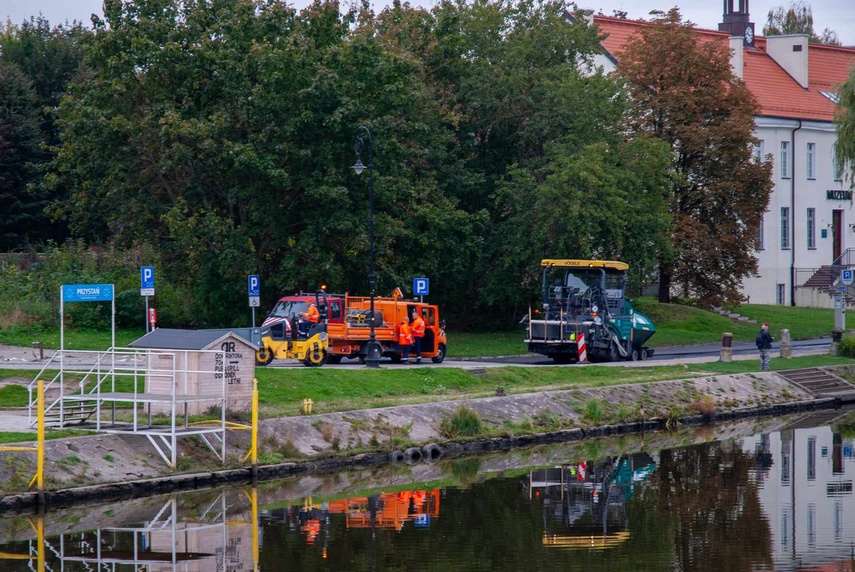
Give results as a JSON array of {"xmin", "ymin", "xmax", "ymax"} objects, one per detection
[{"xmin": 592, "ymin": 15, "xmax": 855, "ymax": 122}]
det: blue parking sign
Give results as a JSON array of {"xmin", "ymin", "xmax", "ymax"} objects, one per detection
[
  {"xmin": 414, "ymin": 277, "xmax": 429, "ymax": 296},
  {"xmin": 843, "ymin": 269, "xmax": 854, "ymax": 286},
  {"xmin": 140, "ymin": 266, "xmax": 155, "ymax": 296},
  {"xmin": 248, "ymin": 275, "xmax": 260, "ymax": 297}
]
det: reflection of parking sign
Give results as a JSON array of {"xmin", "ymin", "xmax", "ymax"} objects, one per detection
[
  {"xmin": 414, "ymin": 514, "xmax": 430, "ymax": 528},
  {"xmin": 843, "ymin": 269, "xmax": 854, "ymax": 286},
  {"xmin": 414, "ymin": 277, "xmax": 429, "ymax": 296}
]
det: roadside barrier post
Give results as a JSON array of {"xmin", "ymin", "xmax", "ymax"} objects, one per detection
[
  {"xmin": 779, "ymin": 329, "xmax": 792, "ymax": 358},
  {"xmin": 577, "ymin": 333, "xmax": 588, "ymax": 363},
  {"xmin": 720, "ymin": 333, "xmax": 733, "ymax": 363}
]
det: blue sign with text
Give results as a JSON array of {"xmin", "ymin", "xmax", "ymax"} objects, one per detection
[
  {"xmin": 63, "ymin": 284, "xmax": 114, "ymax": 303},
  {"xmin": 413, "ymin": 277, "xmax": 429, "ymax": 296},
  {"xmin": 248, "ymin": 275, "xmax": 260, "ymax": 297}
]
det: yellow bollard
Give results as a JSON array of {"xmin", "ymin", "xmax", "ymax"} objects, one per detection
[{"xmin": 302, "ymin": 398, "xmax": 314, "ymax": 414}]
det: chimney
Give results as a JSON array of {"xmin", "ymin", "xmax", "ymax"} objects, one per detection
[
  {"xmin": 765, "ymin": 35, "xmax": 809, "ymax": 88},
  {"xmin": 729, "ymin": 36, "xmax": 744, "ymax": 78}
]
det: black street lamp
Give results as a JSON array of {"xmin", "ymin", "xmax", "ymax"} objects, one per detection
[{"xmin": 353, "ymin": 125, "xmax": 382, "ymax": 368}]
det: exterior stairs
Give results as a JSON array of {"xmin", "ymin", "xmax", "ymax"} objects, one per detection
[
  {"xmin": 43, "ymin": 402, "xmax": 98, "ymax": 427},
  {"xmin": 777, "ymin": 368, "xmax": 855, "ymax": 403}
]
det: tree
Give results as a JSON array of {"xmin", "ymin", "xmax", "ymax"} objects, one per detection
[
  {"xmin": 617, "ymin": 9, "xmax": 774, "ymax": 307},
  {"xmin": 0, "ymin": 17, "xmax": 88, "ymax": 248},
  {"xmin": 763, "ymin": 0, "xmax": 841, "ymax": 46},
  {"xmin": 0, "ymin": 62, "xmax": 45, "ymax": 250},
  {"xmin": 837, "ymin": 65, "xmax": 855, "ymax": 185}
]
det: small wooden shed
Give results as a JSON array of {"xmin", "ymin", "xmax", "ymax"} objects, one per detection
[{"xmin": 129, "ymin": 328, "xmax": 256, "ymax": 415}]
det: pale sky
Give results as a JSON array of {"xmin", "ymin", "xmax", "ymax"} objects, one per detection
[{"xmin": 2, "ymin": 0, "xmax": 854, "ymax": 45}]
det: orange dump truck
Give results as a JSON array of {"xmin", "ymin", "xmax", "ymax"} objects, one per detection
[{"xmin": 258, "ymin": 288, "xmax": 446, "ymax": 365}]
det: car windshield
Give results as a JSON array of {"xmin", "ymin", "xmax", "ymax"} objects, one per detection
[{"xmin": 270, "ymin": 300, "xmax": 309, "ymax": 318}]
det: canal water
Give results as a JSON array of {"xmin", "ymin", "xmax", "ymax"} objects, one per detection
[{"xmin": 3, "ymin": 408, "xmax": 855, "ymax": 571}]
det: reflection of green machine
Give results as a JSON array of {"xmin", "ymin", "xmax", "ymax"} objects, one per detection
[
  {"xmin": 528, "ymin": 453, "xmax": 656, "ymax": 550},
  {"xmin": 524, "ymin": 259, "xmax": 656, "ymax": 363}
]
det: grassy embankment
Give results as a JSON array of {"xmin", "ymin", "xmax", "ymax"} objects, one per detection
[{"xmin": 0, "ymin": 301, "xmax": 850, "ymax": 426}]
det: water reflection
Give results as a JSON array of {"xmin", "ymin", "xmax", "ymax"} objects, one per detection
[{"xmin": 3, "ymin": 409, "xmax": 855, "ymax": 571}]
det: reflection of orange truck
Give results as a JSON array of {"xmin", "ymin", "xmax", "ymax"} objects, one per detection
[
  {"xmin": 327, "ymin": 490, "xmax": 441, "ymax": 531},
  {"xmin": 258, "ymin": 288, "xmax": 447, "ymax": 365}
]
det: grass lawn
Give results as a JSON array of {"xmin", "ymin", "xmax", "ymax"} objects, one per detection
[{"xmin": 250, "ymin": 354, "xmax": 855, "ymax": 417}]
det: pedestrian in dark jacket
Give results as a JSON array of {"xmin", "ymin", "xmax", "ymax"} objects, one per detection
[{"xmin": 755, "ymin": 322, "xmax": 774, "ymax": 371}]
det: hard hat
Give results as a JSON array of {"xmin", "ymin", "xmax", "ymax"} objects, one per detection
[{"xmin": 310, "ymin": 302, "xmax": 316, "ymax": 306}]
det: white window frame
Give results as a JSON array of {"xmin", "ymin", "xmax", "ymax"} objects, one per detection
[
  {"xmin": 758, "ymin": 215, "xmax": 765, "ymax": 250},
  {"xmin": 806, "ymin": 142, "xmax": 816, "ymax": 179},
  {"xmin": 833, "ymin": 145, "xmax": 843, "ymax": 181},
  {"xmin": 753, "ymin": 140, "xmax": 765, "ymax": 163},
  {"xmin": 781, "ymin": 207, "xmax": 790, "ymax": 249},
  {"xmin": 781, "ymin": 141, "xmax": 790, "ymax": 178},
  {"xmin": 777, "ymin": 283, "xmax": 786, "ymax": 305},
  {"xmin": 807, "ymin": 208, "xmax": 815, "ymax": 249}
]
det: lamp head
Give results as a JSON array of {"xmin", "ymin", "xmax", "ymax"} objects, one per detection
[{"xmin": 352, "ymin": 159, "xmax": 366, "ymax": 176}]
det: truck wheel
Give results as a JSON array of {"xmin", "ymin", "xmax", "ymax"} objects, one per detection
[
  {"xmin": 431, "ymin": 343, "xmax": 446, "ymax": 364},
  {"xmin": 255, "ymin": 347, "xmax": 274, "ymax": 366},
  {"xmin": 389, "ymin": 355, "xmax": 403, "ymax": 364},
  {"xmin": 640, "ymin": 348, "xmax": 649, "ymax": 361},
  {"xmin": 326, "ymin": 355, "xmax": 343, "ymax": 365},
  {"xmin": 302, "ymin": 349, "xmax": 327, "ymax": 367},
  {"xmin": 553, "ymin": 354, "xmax": 573, "ymax": 364},
  {"xmin": 609, "ymin": 341, "xmax": 620, "ymax": 362},
  {"xmin": 631, "ymin": 349, "xmax": 640, "ymax": 361}
]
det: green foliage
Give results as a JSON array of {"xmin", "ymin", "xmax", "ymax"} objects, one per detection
[
  {"xmin": 439, "ymin": 405, "xmax": 485, "ymax": 438},
  {"xmin": 837, "ymin": 335, "xmax": 855, "ymax": 358},
  {"xmin": 580, "ymin": 398, "xmax": 604, "ymax": 424},
  {"xmin": 763, "ymin": 1, "xmax": 841, "ymax": 46},
  {"xmin": 837, "ymin": 65, "xmax": 855, "ymax": 185}
]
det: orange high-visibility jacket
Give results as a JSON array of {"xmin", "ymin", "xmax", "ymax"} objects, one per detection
[
  {"xmin": 411, "ymin": 316, "xmax": 426, "ymax": 338},
  {"xmin": 399, "ymin": 322, "xmax": 413, "ymax": 345},
  {"xmin": 304, "ymin": 305, "xmax": 320, "ymax": 323}
]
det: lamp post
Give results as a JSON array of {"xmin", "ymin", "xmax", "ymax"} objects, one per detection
[{"xmin": 353, "ymin": 125, "xmax": 382, "ymax": 368}]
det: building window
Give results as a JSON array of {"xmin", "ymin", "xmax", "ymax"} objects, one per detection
[
  {"xmin": 777, "ymin": 283, "xmax": 785, "ymax": 305},
  {"xmin": 781, "ymin": 207, "xmax": 790, "ymax": 249},
  {"xmin": 807, "ymin": 436, "xmax": 816, "ymax": 480},
  {"xmin": 758, "ymin": 216, "xmax": 765, "ymax": 250},
  {"xmin": 781, "ymin": 141, "xmax": 790, "ymax": 178},
  {"xmin": 753, "ymin": 140, "xmax": 765, "ymax": 162},
  {"xmin": 833, "ymin": 145, "xmax": 843, "ymax": 181},
  {"xmin": 806, "ymin": 142, "xmax": 816, "ymax": 179},
  {"xmin": 807, "ymin": 208, "xmax": 815, "ymax": 249}
]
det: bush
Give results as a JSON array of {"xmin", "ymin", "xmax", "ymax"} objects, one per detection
[
  {"xmin": 837, "ymin": 335, "xmax": 855, "ymax": 358},
  {"xmin": 439, "ymin": 405, "xmax": 485, "ymax": 438}
]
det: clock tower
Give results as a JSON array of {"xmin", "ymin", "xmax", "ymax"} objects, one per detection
[{"xmin": 719, "ymin": 0, "xmax": 755, "ymax": 46}]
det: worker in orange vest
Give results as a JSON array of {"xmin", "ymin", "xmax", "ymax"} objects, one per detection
[
  {"xmin": 410, "ymin": 310, "xmax": 426, "ymax": 364},
  {"xmin": 300, "ymin": 302, "xmax": 320, "ymax": 336},
  {"xmin": 399, "ymin": 319, "xmax": 413, "ymax": 363}
]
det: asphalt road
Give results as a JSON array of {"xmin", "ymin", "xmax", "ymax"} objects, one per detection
[
  {"xmin": 0, "ymin": 337, "xmax": 833, "ymax": 371},
  {"xmin": 259, "ymin": 336, "xmax": 832, "ymax": 369}
]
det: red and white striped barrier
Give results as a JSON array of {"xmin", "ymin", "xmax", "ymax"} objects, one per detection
[{"xmin": 577, "ymin": 333, "xmax": 588, "ymax": 363}]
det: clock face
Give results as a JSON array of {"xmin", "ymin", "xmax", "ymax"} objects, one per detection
[{"xmin": 745, "ymin": 25, "xmax": 754, "ymax": 44}]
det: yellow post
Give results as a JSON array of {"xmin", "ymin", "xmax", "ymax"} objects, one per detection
[
  {"xmin": 302, "ymin": 398, "xmax": 313, "ymax": 414},
  {"xmin": 37, "ymin": 514, "xmax": 44, "ymax": 572},
  {"xmin": 37, "ymin": 380, "xmax": 45, "ymax": 504},
  {"xmin": 251, "ymin": 378, "xmax": 258, "ymax": 479},
  {"xmin": 251, "ymin": 487, "xmax": 259, "ymax": 572}
]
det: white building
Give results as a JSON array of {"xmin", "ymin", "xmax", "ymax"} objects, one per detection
[{"xmin": 591, "ymin": 1, "xmax": 855, "ymax": 306}]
